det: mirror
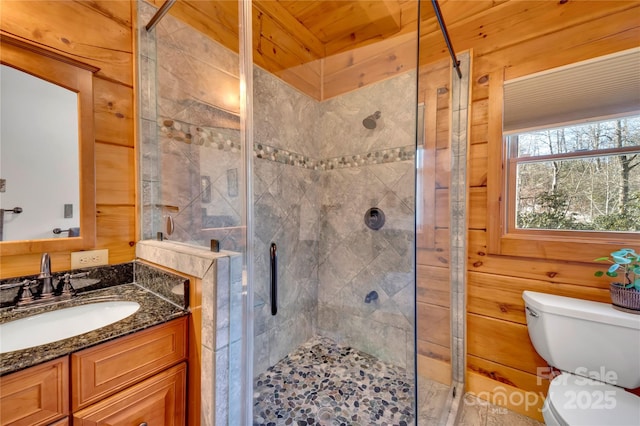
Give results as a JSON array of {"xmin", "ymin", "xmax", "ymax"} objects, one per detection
[
  {"xmin": 0, "ymin": 33, "xmax": 98, "ymax": 255},
  {"xmin": 1, "ymin": 64, "xmax": 79, "ymax": 241}
]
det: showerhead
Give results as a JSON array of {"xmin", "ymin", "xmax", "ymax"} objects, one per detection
[{"xmin": 362, "ymin": 111, "xmax": 381, "ymax": 129}]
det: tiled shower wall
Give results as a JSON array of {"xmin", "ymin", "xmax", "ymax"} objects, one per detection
[
  {"xmin": 254, "ymin": 69, "xmax": 416, "ymax": 370},
  {"xmin": 139, "ymin": 1, "xmax": 244, "ymax": 251},
  {"xmin": 252, "ymin": 68, "xmax": 322, "ymax": 373},
  {"xmin": 139, "ymin": 1, "xmax": 416, "ymax": 375}
]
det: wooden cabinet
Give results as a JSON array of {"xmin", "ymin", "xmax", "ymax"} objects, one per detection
[
  {"xmin": 0, "ymin": 317, "xmax": 188, "ymax": 426},
  {"xmin": 71, "ymin": 317, "xmax": 188, "ymax": 411},
  {"xmin": 72, "ymin": 362, "xmax": 186, "ymax": 426},
  {"xmin": 0, "ymin": 357, "xmax": 69, "ymax": 426},
  {"xmin": 71, "ymin": 317, "xmax": 188, "ymax": 424}
]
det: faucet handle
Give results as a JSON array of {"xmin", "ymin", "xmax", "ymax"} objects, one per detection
[
  {"xmin": 69, "ymin": 272, "xmax": 90, "ymax": 279},
  {"xmin": 59, "ymin": 273, "xmax": 75, "ymax": 296},
  {"xmin": 18, "ymin": 279, "xmax": 36, "ymax": 304},
  {"xmin": 56, "ymin": 272, "xmax": 89, "ymax": 296}
]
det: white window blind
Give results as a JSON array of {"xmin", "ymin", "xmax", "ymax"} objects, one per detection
[{"xmin": 503, "ymin": 48, "xmax": 640, "ymax": 134}]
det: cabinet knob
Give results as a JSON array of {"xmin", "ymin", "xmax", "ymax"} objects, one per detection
[{"xmin": 139, "ymin": 423, "xmax": 148, "ymax": 426}]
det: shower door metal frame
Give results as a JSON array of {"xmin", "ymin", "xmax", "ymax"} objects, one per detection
[{"xmin": 239, "ymin": 0, "xmax": 255, "ymax": 424}]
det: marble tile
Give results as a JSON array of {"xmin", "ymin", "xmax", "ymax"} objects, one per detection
[
  {"xmin": 201, "ymin": 265, "xmax": 216, "ymax": 352},
  {"xmin": 201, "ymin": 345, "xmax": 215, "ymax": 426},
  {"xmin": 229, "ymin": 254, "xmax": 244, "ymax": 345},
  {"xmin": 460, "ymin": 394, "xmax": 544, "ymax": 426},
  {"xmin": 136, "ymin": 240, "xmax": 220, "ymax": 279},
  {"xmin": 319, "ymin": 71, "xmax": 417, "ymax": 159},
  {"xmin": 253, "ymin": 331, "xmax": 271, "ymax": 379},
  {"xmin": 253, "ymin": 67, "xmax": 319, "ymax": 157},
  {"xmin": 267, "ymin": 315, "xmax": 313, "ymax": 367},
  {"xmin": 215, "ymin": 256, "xmax": 230, "ymax": 351},
  {"xmin": 215, "ymin": 345, "xmax": 229, "ymax": 425},
  {"xmin": 457, "ymin": 394, "xmax": 489, "ymax": 426},
  {"xmin": 418, "ymin": 377, "xmax": 452, "ymax": 422},
  {"xmin": 228, "ymin": 338, "xmax": 243, "ymax": 425}
]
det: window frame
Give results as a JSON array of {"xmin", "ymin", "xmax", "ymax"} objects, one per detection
[
  {"xmin": 506, "ymin": 133, "xmax": 640, "ymax": 236},
  {"xmin": 487, "ymin": 69, "xmax": 640, "ymax": 262}
]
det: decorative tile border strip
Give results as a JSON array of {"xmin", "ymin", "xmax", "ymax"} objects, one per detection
[
  {"xmin": 158, "ymin": 117, "xmax": 415, "ymax": 170},
  {"xmin": 256, "ymin": 143, "xmax": 414, "ymax": 170},
  {"xmin": 322, "ymin": 146, "xmax": 415, "ymax": 170},
  {"xmin": 159, "ymin": 118, "xmax": 241, "ymax": 152}
]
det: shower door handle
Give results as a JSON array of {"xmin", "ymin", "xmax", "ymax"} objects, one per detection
[{"xmin": 270, "ymin": 242, "xmax": 277, "ymax": 316}]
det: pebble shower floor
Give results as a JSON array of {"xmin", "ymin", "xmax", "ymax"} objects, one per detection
[{"xmin": 253, "ymin": 336, "xmax": 415, "ymax": 425}]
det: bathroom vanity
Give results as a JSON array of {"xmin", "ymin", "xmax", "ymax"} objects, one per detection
[{"xmin": 0, "ymin": 261, "xmax": 189, "ymax": 426}]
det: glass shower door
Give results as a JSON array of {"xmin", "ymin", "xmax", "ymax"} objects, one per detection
[
  {"xmin": 250, "ymin": 2, "xmax": 419, "ymax": 424},
  {"xmin": 137, "ymin": 1, "xmax": 248, "ymax": 423}
]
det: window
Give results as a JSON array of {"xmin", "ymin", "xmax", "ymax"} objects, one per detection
[
  {"xmin": 487, "ymin": 48, "xmax": 640, "ymax": 260},
  {"xmin": 507, "ymin": 115, "xmax": 640, "ymax": 234}
]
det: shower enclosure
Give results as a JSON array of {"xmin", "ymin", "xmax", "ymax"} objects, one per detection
[{"xmin": 138, "ymin": 0, "xmax": 468, "ymax": 424}]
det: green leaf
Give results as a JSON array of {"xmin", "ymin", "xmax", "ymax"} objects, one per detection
[
  {"xmin": 606, "ymin": 271, "xmax": 619, "ymax": 278},
  {"xmin": 608, "ymin": 264, "xmax": 621, "ymax": 273},
  {"xmin": 594, "ymin": 271, "xmax": 605, "ymax": 277},
  {"xmin": 611, "ymin": 255, "xmax": 631, "ymax": 264},
  {"xmin": 594, "ymin": 257, "xmax": 610, "ymax": 262}
]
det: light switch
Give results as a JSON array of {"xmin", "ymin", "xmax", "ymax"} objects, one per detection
[{"xmin": 64, "ymin": 204, "xmax": 73, "ymax": 218}]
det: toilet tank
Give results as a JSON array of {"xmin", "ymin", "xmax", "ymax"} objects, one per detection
[{"xmin": 523, "ymin": 291, "xmax": 640, "ymax": 389}]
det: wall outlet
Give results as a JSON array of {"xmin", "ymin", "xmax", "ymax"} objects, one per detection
[{"xmin": 71, "ymin": 249, "xmax": 109, "ymax": 269}]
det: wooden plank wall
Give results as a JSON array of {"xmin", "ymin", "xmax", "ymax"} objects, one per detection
[
  {"xmin": 414, "ymin": 1, "xmax": 640, "ymax": 421},
  {"xmin": 463, "ymin": 3, "xmax": 640, "ymax": 421},
  {"xmin": 0, "ymin": 1, "xmax": 136, "ymax": 277}
]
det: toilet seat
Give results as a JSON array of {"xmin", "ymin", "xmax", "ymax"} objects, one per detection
[{"xmin": 544, "ymin": 373, "xmax": 640, "ymax": 426}]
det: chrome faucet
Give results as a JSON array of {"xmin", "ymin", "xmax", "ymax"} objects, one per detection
[{"xmin": 38, "ymin": 252, "xmax": 55, "ymax": 298}]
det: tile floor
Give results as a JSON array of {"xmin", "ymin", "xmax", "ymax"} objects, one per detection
[
  {"xmin": 253, "ymin": 336, "xmax": 414, "ymax": 425},
  {"xmin": 253, "ymin": 336, "xmax": 543, "ymax": 426},
  {"xmin": 417, "ymin": 376, "xmax": 543, "ymax": 425},
  {"xmin": 457, "ymin": 394, "xmax": 544, "ymax": 426}
]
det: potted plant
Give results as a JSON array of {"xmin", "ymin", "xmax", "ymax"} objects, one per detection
[{"xmin": 594, "ymin": 248, "xmax": 640, "ymax": 313}]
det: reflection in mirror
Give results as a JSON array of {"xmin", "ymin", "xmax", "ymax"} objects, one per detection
[
  {"xmin": 0, "ymin": 33, "xmax": 97, "ymax": 256},
  {"xmin": 0, "ymin": 64, "xmax": 79, "ymax": 241}
]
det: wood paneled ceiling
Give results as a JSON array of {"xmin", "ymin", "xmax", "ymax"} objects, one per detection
[
  {"xmin": 276, "ymin": 0, "xmax": 405, "ymax": 48},
  {"xmin": 150, "ymin": 0, "xmax": 420, "ymax": 58}
]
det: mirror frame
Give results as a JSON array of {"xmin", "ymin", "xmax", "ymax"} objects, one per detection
[{"xmin": 0, "ymin": 33, "xmax": 98, "ymax": 255}]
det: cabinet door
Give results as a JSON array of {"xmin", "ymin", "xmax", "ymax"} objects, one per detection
[
  {"xmin": 71, "ymin": 317, "xmax": 187, "ymax": 411},
  {"xmin": 72, "ymin": 362, "xmax": 186, "ymax": 426},
  {"xmin": 0, "ymin": 357, "xmax": 68, "ymax": 426}
]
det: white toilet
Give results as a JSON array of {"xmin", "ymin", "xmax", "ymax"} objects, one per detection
[{"xmin": 522, "ymin": 291, "xmax": 640, "ymax": 426}]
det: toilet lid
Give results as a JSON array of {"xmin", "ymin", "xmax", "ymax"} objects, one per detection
[{"xmin": 547, "ymin": 374, "xmax": 640, "ymax": 426}]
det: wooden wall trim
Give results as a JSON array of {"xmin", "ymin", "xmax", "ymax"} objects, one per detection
[{"xmin": 486, "ymin": 69, "xmax": 504, "ymax": 254}]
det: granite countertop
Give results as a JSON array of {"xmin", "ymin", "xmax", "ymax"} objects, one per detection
[{"xmin": 0, "ymin": 282, "xmax": 188, "ymax": 376}]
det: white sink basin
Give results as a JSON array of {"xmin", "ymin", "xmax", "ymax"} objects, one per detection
[{"xmin": 0, "ymin": 301, "xmax": 140, "ymax": 353}]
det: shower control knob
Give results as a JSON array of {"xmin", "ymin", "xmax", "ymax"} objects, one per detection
[{"xmin": 364, "ymin": 207, "xmax": 385, "ymax": 230}]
